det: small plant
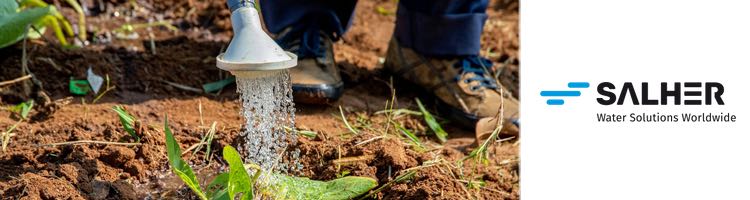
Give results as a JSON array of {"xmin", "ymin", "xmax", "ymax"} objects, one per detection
[
  {"xmin": 2, "ymin": 100, "xmax": 34, "ymax": 152},
  {"xmin": 112, "ymin": 105, "xmax": 140, "ymax": 142},
  {"xmin": 0, "ymin": 0, "xmax": 77, "ymax": 48},
  {"xmin": 8, "ymin": 100, "xmax": 33, "ymax": 120},
  {"xmin": 191, "ymin": 121, "xmax": 217, "ymax": 161},
  {"xmin": 339, "ymin": 106, "xmax": 359, "ymax": 134},
  {"xmin": 415, "ymin": 98, "xmax": 448, "ymax": 143},
  {"xmin": 164, "ymin": 117, "xmax": 378, "ymax": 200},
  {"xmin": 393, "ymin": 122, "xmax": 426, "ymax": 152}
]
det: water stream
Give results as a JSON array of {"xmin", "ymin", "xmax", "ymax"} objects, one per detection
[{"xmin": 235, "ymin": 69, "xmax": 301, "ymax": 173}]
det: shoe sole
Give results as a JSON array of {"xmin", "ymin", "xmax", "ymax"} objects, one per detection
[{"xmin": 292, "ymin": 82, "xmax": 344, "ymax": 105}]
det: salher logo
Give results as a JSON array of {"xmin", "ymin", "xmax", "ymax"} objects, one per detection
[
  {"xmin": 540, "ymin": 82, "xmax": 736, "ymax": 123},
  {"xmin": 540, "ymin": 82, "xmax": 590, "ymax": 105}
]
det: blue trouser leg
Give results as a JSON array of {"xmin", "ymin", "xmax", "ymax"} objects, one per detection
[
  {"xmin": 259, "ymin": 0, "xmax": 488, "ymax": 56},
  {"xmin": 395, "ymin": 0, "xmax": 489, "ymax": 56},
  {"xmin": 258, "ymin": 0, "xmax": 357, "ymax": 38}
]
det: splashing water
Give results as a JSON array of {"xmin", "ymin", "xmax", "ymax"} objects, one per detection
[{"xmin": 235, "ymin": 69, "xmax": 301, "ymax": 173}]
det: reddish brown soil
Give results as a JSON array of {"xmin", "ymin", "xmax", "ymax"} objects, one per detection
[{"xmin": 0, "ymin": 0, "xmax": 519, "ymax": 199}]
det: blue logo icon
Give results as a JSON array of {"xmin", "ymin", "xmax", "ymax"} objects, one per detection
[{"xmin": 540, "ymin": 82, "xmax": 590, "ymax": 105}]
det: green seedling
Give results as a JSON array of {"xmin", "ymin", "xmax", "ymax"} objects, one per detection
[
  {"xmin": 3, "ymin": 100, "xmax": 34, "ymax": 152},
  {"xmin": 415, "ymin": 98, "xmax": 448, "ymax": 143},
  {"xmin": 165, "ymin": 117, "xmax": 377, "ymax": 200},
  {"xmin": 112, "ymin": 105, "xmax": 140, "ymax": 142},
  {"xmin": 225, "ymin": 146, "xmax": 257, "ymax": 200},
  {"xmin": 393, "ymin": 122, "xmax": 425, "ymax": 152},
  {"xmin": 339, "ymin": 106, "xmax": 359, "ymax": 134},
  {"xmin": 359, "ymin": 170, "xmax": 416, "ymax": 200},
  {"xmin": 165, "ymin": 116, "xmax": 211, "ymax": 200},
  {"xmin": 192, "ymin": 121, "xmax": 217, "ymax": 161},
  {"xmin": 283, "ymin": 126, "xmax": 317, "ymax": 139},
  {"xmin": 9, "ymin": 100, "xmax": 34, "ymax": 119},
  {"xmin": 0, "ymin": 0, "xmax": 75, "ymax": 48},
  {"xmin": 461, "ymin": 124, "xmax": 502, "ymax": 165}
]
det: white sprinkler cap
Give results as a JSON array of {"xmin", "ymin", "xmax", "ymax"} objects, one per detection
[{"xmin": 216, "ymin": 6, "xmax": 297, "ymax": 76}]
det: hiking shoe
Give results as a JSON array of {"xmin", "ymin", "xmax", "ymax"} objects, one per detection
[
  {"xmin": 276, "ymin": 27, "xmax": 343, "ymax": 104},
  {"xmin": 384, "ymin": 38, "xmax": 519, "ymax": 134}
]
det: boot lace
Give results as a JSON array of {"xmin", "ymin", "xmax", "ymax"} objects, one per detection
[{"xmin": 454, "ymin": 55, "xmax": 498, "ymax": 91}]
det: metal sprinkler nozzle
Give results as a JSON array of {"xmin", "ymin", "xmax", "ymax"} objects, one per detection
[{"xmin": 216, "ymin": 0, "xmax": 297, "ymax": 78}]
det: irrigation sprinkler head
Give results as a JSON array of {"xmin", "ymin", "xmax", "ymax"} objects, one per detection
[{"xmin": 216, "ymin": 0, "xmax": 297, "ymax": 78}]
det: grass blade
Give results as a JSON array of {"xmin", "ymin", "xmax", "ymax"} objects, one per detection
[
  {"xmin": 339, "ymin": 106, "xmax": 359, "ymax": 134},
  {"xmin": 112, "ymin": 105, "xmax": 139, "ymax": 142},
  {"xmin": 10, "ymin": 100, "xmax": 34, "ymax": 119},
  {"xmin": 164, "ymin": 116, "xmax": 208, "ymax": 200},
  {"xmin": 393, "ymin": 122, "xmax": 425, "ymax": 151},
  {"xmin": 415, "ymin": 98, "xmax": 448, "ymax": 143},
  {"xmin": 223, "ymin": 146, "xmax": 254, "ymax": 200},
  {"xmin": 206, "ymin": 173, "xmax": 229, "ymax": 200}
]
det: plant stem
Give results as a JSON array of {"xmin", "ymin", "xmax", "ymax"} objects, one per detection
[
  {"xmin": 64, "ymin": 0, "xmax": 86, "ymax": 41},
  {"xmin": 339, "ymin": 106, "xmax": 358, "ymax": 134}
]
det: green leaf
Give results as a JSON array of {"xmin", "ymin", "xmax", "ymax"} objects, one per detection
[
  {"xmin": 394, "ymin": 122, "xmax": 425, "ymax": 151},
  {"xmin": 223, "ymin": 146, "xmax": 254, "ymax": 200},
  {"xmin": 267, "ymin": 175, "xmax": 378, "ymax": 200},
  {"xmin": 207, "ymin": 173, "xmax": 230, "ymax": 200},
  {"xmin": 202, "ymin": 76, "xmax": 235, "ymax": 93},
  {"xmin": 415, "ymin": 98, "xmax": 448, "ymax": 143},
  {"xmin": 112, "ymin": 106, "xmax": 139, "ymax": 142},
  {"xmin": 0, "ymin": 4, "xmax": 52, "ymax": 48},
  {"xmin": 0, "ymin": 0, "xmax": 18, "ymax": 14},
  {"xmin": 10, "ymin": 100, "xmax": 34, "ymax": 119},
  {"xmin": 69, "ymin": 79, "xmax": 91, "ymax": 95},
  {"xmin": 164, "ymin": 116, "xmax": 208, "ymax": 200}
]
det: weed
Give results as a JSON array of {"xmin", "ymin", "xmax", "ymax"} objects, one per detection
[
  {"xmin": 164, "ymin": 117, "xmax": 378, "ymax": 200},
  {"xmin": 164, "ymin": 116, "xmax": 211, "ymax": 200},
  {"xmin": 112, "ymin": 105, "xmax": 140, "ymax": 142},
  {"xmin": 415, "ymin": 98, "xmax": 448, "ymax": 143},
  {"xmin": 9, "ymin": 100, "xmax": 33, "ymax": 119},
  {"xmin": 339, "ymin": 106, "xmax": 359, "ymax": 134},
  {"xmin": 283, "ymin": 126, "xmax": 317, "ymax": 139},
  {"xmin": 2, "ymin": 100, "xmax": 34, "ymax": 152},
  {"xmin": 360, "ymin": 170, "xmax": 417, "ymax": 200},
  {"xmin": 393, "ymin": 122, "xmax": 426, "ymax": 152},
  {"xmin": 191, "ymin": 121, "xmax": 217, "ymax": 161}
]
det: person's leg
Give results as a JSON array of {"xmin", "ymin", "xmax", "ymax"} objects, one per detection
[
  {"xmin": 395, "ymin": 0, "xmax": 488, "ymax": 56},
  {"xmin": 385, "ymin": 0, "xmax": 519, "ymax": 135},
  {"xmin": 259, "ymin": 0, "xmax": 356, "ymax": 38},
  {"xmin": 258, "ymin": 0, "xmax": 357, "ymax": 104}
]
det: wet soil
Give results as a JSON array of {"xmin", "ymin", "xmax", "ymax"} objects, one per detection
[{"xmin": 0, "ymin": 0, "xmax": 519, "ymax": 199}]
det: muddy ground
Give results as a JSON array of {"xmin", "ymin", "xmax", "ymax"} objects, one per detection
[{"xmin": 0, "ymin": 0, "xmax": 519, "ymax": 199}]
